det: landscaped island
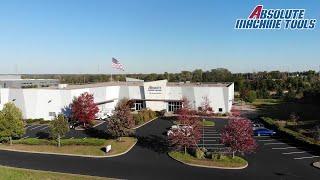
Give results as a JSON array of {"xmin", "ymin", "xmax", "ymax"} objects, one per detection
[
  {"xmin": 0, "ymin": 137, "xmax": 137, "ymax": 157},
  {"xmin": 167, "ymin": 99, "xmax": 254, "ymax": 169},
  {"xmin": 168, "ymin": 151, "xmax": 247, "ymax": 169}
]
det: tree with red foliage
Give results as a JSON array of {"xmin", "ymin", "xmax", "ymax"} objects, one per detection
[
  {"xmin": 113, "ymin": 98, "xmax": 134, "ymax": 129},
  {"xmin": 168, "ymin": 125, "xmax": 201, "ymax": 154},
  {"xmin": 198, "ymin": 96, "xmax": 213, "ymax": 115},
  {"xmin": 71, "ymin": 92, "xmax": 99, "ymax": 127},
  {"xmin": 221, "ymin": 118, "xmax": 257, "ymax": 158},
  {"xmin": 169, "ymin": 97, "xmax": 201, "ymax": 154}
]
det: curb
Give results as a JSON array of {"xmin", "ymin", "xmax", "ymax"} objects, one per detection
[
  {"xmin": 0, "ymin": 139, "xmax": 137, "ymax": 159},
  {"xmin": 168, "ymin": 153, "xmax": 248, "ymax": 170},
  {"xmin": 313, "ymin": 161, "xmax": 320, "ymax": 169},
  {"xmin": 74, "ymin": 120, "xmax": 105, "ymax": 131},
  {"xmin": 132, "ymin": 117, "xmax": 158, "ymax": 130},
  {"xmin": 165, "ymin": 115, "xmax": 230, "ymax": 119}
]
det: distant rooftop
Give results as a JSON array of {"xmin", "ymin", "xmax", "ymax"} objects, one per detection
[
  {"xmin": 0, "ymin": 74, "xmax": 58, "ymax": 81},
  {"xmin": 53, "ymin": 80, "xmax": 232, "ymax": 90},
  {"xmin": 0, "ymin": 74, "xmax": 22, "ymax": 80}
]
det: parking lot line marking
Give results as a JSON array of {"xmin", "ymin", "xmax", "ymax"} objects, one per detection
[
  {"xmin": 38, "ymin": 126, "xmax": 48, "ymax": 131},
  {"xmin": 27, "ymin": 124, "xmax": 38, "ymax": 129},
  {"xmin": 294, "ymin": 156, "xmax": 319, "ymax": 160},
  {"xmin": 201, "ymin": 139, "xmax": 217, "ymax": 141},
  {"xmin": 264, "ymin": 142, "xmax": 286, "ymax": 145},
  {"xmin": 205, "ymin": 147, "xmax": 228, "ymax": 150},
  {"xmin": 258, "ymin": 139, "xmax": 275, "ymax": 142},
  {"xmin": 272, "ymin": 147, "xmax": 301, "ymax": 150},
  {"xmin": 282, "ymin": 151, "xmax": 310, "ymax": 155},
  {"xmin": 29, "ymin": 125, "xmax": 45, "ymax": 130},
  {"xmin": 198, "ymin": 143, "xmax": 224, "ymax": 146},
  {"xmin": 203, "ymin": 137, "xmax": 220, "ymax": 139}
]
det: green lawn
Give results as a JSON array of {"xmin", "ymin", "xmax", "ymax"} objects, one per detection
[
  {"xmin": 250, "ymin": 98, "xmax": 282, "ymax": 106},
  {"xmin": 0, "ymin": 165, "xmax": 109, "ymax": 180},
  {"xmin": 168, "ymin": 151, "xmax": 247, "ymax": 168},
  {"xmin": 0, "ymin": 137, "xmax": 137, "ymax": 156},
  {"xmin": 201, "ymin": 120, "xmax": 215, "ymax": 127},
  {"xmin": 252, "ymin": 98, "xmax": 320, "ymax": 143}
]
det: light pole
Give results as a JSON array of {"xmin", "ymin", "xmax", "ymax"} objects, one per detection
[{"xmin": 202, "ymin": 119, "xmax": 204, "ymax": 148}]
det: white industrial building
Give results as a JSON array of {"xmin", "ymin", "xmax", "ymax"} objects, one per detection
[
  {"xmin": 0, "ymin": 78, "xmax": 234, "ymax": 120},
  {"xmin": 0, "ymin": 75, "xmax": 59, "ymax": 88}
]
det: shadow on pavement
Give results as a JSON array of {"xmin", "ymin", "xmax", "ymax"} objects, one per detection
[
  {"xmin": 137, "ymin": 134, "xmax": 169, "ymax": 154},
  {"xmin": 84, "ymin": 128, "xmax": 111, "ymax": 139}
]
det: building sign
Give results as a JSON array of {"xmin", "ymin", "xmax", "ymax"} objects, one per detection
[
  {"xmin": 147, "ymin": 86, "xmax": 162, "ymax": 94},
  {"xmin": 143, "ymin": 80, "xmax": 167, "ymax": 98}
]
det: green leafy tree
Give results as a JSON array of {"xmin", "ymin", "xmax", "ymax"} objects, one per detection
[
  {"xmin": 0, "ymin": 103, "xmax": 25, "ymax": 145},
  {"xmin": 192, "ymin": 69, "xmax": 203, "ymax": 82},
  {"xmin": 107, "ymin": 98, "xmax": 134, "ymax": 141},
  {"xmin": 49, "ymin": 114, "xmax": 69, "ymax": 147},
  {"xmin": 180, "ymin": 71, "xmax": 192, "ymax": 82}
]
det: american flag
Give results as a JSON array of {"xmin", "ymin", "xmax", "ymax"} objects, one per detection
[{"xmin": 112, "ymin": 58, "xmax": 124, "ymax": 71}]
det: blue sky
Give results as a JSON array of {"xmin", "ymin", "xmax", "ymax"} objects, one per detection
[{"xmin": 0, "ymin": 0, "xmax": 319, "ymax": 74}]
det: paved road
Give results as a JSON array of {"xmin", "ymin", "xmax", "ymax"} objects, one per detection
[
  {"xmin": 23, "ymin": 121, "xmax": 108, "ymax": 139},
  {"xmin": 0, "ymin": 118, "xmax": 319, "ymax": 180}
]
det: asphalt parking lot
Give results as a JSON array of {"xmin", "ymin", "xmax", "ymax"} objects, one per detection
[
  {"xmin": 0, "ymin": 118, "xmax": 319, "ymax": 180},
  {"xmin": 198, "ymin": 118, "xmax": 320, "ymax": 166},
  {"xmin": 197, "ymin": 119, "xmax": 227, "ymax": 152},
  {"xmin": 23, "ymin": 121, "xmax": 108, "ymax": 139},
  {"xmin": 255, "ymin": 135, "xmax": 320, "ymax": 162}
]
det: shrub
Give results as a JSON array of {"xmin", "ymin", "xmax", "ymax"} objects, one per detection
[
  {"xmin": 13, "ymin": 138, "xmax": 52, "ymax": 145},
  {"xmin": 288, "ymin": 112, "xmax": 299, "ymax": 125},
  {"xmin": 155, "ymin": 109, "xmax": 166, "ymax": 117},
  {"xmin": 133, "ymin": 114, "xmax": 144, "ymax": 125},
  {"xmin": 133, "ymin": 109, "xmax": 157, "ymax": 125},
  {"xmin": 60, "ymin": 138, "xmax": 106, "ymax": 146},
  {"xmin": 25, "ymin": 118, "xmax": 46, "ymax": 124},
  {"xmin": 274, "ymin": 120, "xmax": 287, "ymax": 127},
  {"xmin": 194, "ymin": 148, "xmax": 205, "ymax": 159},
  {"xmin": 211, "ymin": 153, "xmax": 224, "ymax": 160},
  {"xmin": 204, "ymin": 151, "xmax": 212, "ymax": 159}
]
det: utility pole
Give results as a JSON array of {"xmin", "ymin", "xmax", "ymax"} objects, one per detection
[{"xmin": 14, "ymin": 64, "xmax": 18, "ymax": 75}]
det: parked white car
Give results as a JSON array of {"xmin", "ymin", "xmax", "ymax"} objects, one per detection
[
  {"xmin": 96, "ymin": 111, "xmax": 112, "ymax": 120},
  {"xmin": 252, "ymin": 123, "xmax": 264, "ymax": 130},
  {"xmin": 167, "ymin": 124, "xmax": 192, "ymax": 136}
]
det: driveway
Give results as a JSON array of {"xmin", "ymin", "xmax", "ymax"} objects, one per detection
[{"xmin": 0, "ymin": 118, "xmax": 319, "ymax": 180}]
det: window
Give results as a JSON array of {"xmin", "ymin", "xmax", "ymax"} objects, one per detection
[
  {"xmin": 219, "ymin": 108, "xmax": 223, "ymax": 112},
  {"xmin": 49, "ymin": 112, "xmax": 56, "ymax": 117},
  {"xmin": 134, "ymin": 100, "xmax": 145, "ymax": 111},
  {"xmin": 168, "ymin": 101, "xmax": 182, "ymax": 112}
]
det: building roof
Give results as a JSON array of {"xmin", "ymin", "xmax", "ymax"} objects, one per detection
[{"xmin": 57, "ymin": 81, "xmax": 233, "ymax": 90}]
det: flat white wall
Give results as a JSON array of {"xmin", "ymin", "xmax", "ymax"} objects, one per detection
[{"xmin": 0, "ymin": 82, "xmax": 234, "ymax": 119}]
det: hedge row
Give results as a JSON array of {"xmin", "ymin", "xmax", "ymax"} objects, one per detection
[
  {"xmin": 261, "ymin": 117, "xmax": 320, "ymax": 147},
  {"xmin": 12, "ymin": 138, "xmax": 106, "ymax": 146},
  {"xmin": 25, "ymin": 118, "xmax": 50, "ymax": 124},
  {"xmin": 133, "ymin": 109, "xmax": 157, "ymax": 125}
]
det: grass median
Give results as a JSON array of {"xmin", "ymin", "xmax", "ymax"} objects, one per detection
[
  {"xmin": 201, "ymin": 119, "xmax": 215, "ymax": 127},
  {"xmin": 0, "ymin": 165, "xmax": 109, "ymax": 180},
  {"xmin": 168, "ymin": 151, "xmax": 247, "ymax": 168},
  {"xmin": 0, "ymin": 137, "xmax": 137, "ymax": 157}
]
